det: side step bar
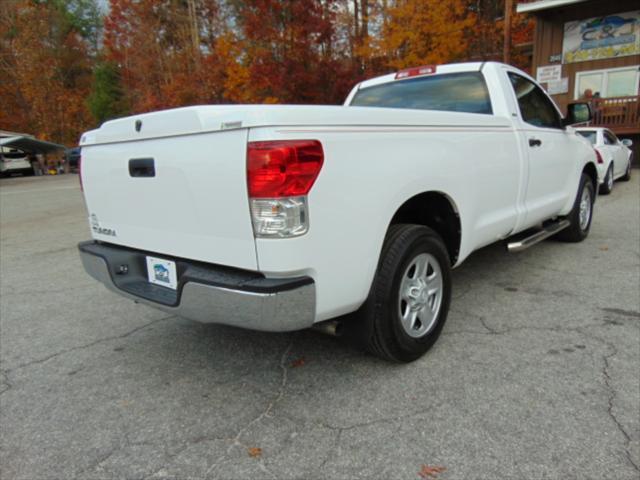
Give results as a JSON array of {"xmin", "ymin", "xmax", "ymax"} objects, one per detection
[{"xmin": 507, "ymin": 220, "xmax": 570, "ymax": 253}]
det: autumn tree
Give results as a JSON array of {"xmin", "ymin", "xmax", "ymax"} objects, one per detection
[
  {"xmin": 225, "ymin": 0, "xmax": 350, "ymax": 104},
  {"xmin": 466, "ymin": 0, "xmax": 504, "ymax": 61},
  {"xmin": 54, "ymin": 0, "xmax": 104, "ymax": 56},
  {"xmin": 465, "ymin": 0, "xmax": 534, "ymax": 70},
  {"xmin": 376, "ymin": 0, "xmax": 476, "ymax": 69},
  {"xmin": 104, "ymin": 0, "xmax": 232, "ymax": 112},
  {"xmin": 88, "ymin": 61, "xmax": 128, "ymax": 124},
  {"xmin": 1, "ymin": 0, "xmax": 535, "ymax": 147},
  {"xmin": 0, "ymin": 0, "xmax": 95, "ymax": 145},
  {"xmin": 510, "ymin": 7, "xmax": 534, "ymax": 71}
]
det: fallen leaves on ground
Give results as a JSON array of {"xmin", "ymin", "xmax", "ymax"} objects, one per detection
[
  {"xmin": 599, "ymin": 245, "xmax": 609, "ymax": 251},
  {"xmin": 290, "ymin": 357, "xmax": 306, "ymax": 368},
  {"xmin": 247, "ymin": 447, "xmax": 262, "ymax": 458},
  {"xmin": 418, "ymin": 464, "xmax": 446, "ymax": 479}
]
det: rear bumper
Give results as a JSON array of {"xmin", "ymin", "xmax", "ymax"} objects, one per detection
[
  {"xmin": 78, "ymin": 241, "xmax": 316, "ymax": 332},
  {"xmin": 0, "ymin": 165, "xmax": 32, "ymax": 173}
]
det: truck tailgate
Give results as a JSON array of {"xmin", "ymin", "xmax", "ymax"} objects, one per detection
[{"xmin": 81, "ymin": 128, "xmax": 258, "ymax": 270}]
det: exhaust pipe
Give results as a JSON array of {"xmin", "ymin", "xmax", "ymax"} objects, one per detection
[{"xmin": 312, "ymin": 320, "xmax": 343, "ymax": 337}]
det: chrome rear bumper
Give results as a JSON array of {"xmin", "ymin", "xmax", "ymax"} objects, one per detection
[{"xmin": 79, "ymin": 241, "xmax": 315, "ymax": 332}]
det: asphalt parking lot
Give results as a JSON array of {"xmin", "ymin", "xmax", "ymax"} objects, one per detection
[{"xmin": 0, "ymin": 173, "xmax": 638, "ymax": 480}]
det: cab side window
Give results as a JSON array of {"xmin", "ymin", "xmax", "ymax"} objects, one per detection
[
  {"xmin": 603, "ymin": 131, "xmax": 617, "ymax": 145},
  {"xmin": 508, "ymin": 72, "xmax": 563, "ymax": 129}
]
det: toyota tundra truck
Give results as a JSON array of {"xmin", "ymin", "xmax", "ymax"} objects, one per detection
[{"xmin": 78, "ymin": 62, "xmax": 598, "ymax": 362}]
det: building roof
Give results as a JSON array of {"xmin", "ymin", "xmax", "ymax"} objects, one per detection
[
  {"xmin": 0, "ymin": 129, "xmax": 31, "ymax": 138},
  {"xmin": 517, "ymin": 0, "xmax": 587, "ymax": 13},
  {"xmin": 0, "ymin": 136, "xmax": 65, "ymax": 154}
]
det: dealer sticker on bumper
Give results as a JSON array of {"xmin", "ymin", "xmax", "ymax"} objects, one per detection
[{"xmin": 146, "ymin": 256, "xmax": 178, "ymax": 290}]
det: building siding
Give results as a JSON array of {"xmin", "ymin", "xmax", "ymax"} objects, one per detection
[{"xmin": 531, "ymin": 0, "xmax": 639, "ymax": 112}]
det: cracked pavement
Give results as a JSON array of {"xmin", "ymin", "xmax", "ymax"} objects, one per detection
[{"xmin": 1, "ymin": 174, "xmax": 638, "ymax": 480}]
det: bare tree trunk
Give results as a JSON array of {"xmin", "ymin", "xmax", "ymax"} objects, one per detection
[
  {"xmin": 352, "ymin": 0, "xmax": 360, "ymax": 70},
  {"xmin": 503, "ymin": 0, "xmax": 512, "ymax": 64},
  {"xmin": 353, "ymin": 0, "xmax": 359, "ymax": 40},
  {"xmin": 361, "ymin": 0, "xmax": 368, "ymax": 39},
  {"xmin": 381, "ymin": 0, "xmax": 389, "ymax": 31},
  {"xmin": 187, "ymin": 0, "xmax": 200, "ymax": 58}
]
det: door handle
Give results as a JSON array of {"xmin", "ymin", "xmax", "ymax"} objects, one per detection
[
  {"xmin": 129, "ymin": 158, "xmax": 155, "ymax": 177},
  {"xmin": 529, "ymin": 138, "xmax": 542, "ymax": 147}
]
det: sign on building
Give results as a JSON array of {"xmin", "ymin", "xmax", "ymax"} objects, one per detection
[
  {"xmin": 536, "ymin": 65, "xmax": 562, "ymax": 83},
  {"xmin": 562, "ymin": 11, "xmax": 640, "ymax": 63},
  {"xmin": 546, "ymin": 78, "xmax": 569, "ymax": 95}
]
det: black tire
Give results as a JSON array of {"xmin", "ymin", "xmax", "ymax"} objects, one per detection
[
  {"xmin": 620, "ymin": 159, "xmax": 632, "ymax": 181},
  {"xmin": 599, "ymin": 165, "xmax": 613, "ymax": 195},
  {"xmin": 356, "ymin": 224, "xmax": 452, "ymax": 363},
  {"xmin": 556, "ymin": 173, "xmax": 594, "ymax": 243}
]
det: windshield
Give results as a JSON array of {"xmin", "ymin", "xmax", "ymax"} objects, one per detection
[
  {"xmin": 0, "ymin": 147, "xmax": 27, "ymax": 160},
  {"xmin": 577, "ymin": 131, "xmax": 597, "ymax": 145},
  {"xmin": 350, "ymin": 72, "xmax": 493, "ymax": 114}
]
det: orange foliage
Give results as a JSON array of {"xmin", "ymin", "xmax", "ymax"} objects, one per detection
[
  {"xmin": 104, "ymin": 0, "xmax": 231, "ymax": 112},
  {"xmin": 219, "ymin": 0, "xmax": 348, "ymax": 104},
  {"xmin": 465, "ymin": 1, "xmax": 534, "ymax": 71},
  {"xmin": 103, "ymin": 0, "xmax": 357, "ymax": 108},
  {"xmin": 377, "ymin": 0, "xmax": 476, "ymax": 69},
  {"xmin": 1, "ymin": 0, "xmax": 535, "ymax": 146},
  {"xmin": 0, "ymin": 1, "xmax": 92, "ymax": 145}
]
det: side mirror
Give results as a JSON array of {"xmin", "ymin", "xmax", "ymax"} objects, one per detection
[
  {"xmin": 564, "ymin": 102, "xmax": 592, "ymax": 126},
  {"xmin": 621, "ymin": 139, "xmax": 633, "ymax": 147}
]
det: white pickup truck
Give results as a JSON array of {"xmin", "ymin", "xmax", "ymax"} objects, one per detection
[{"xmin": 78, "ymin": 62, "xmax": 598, "ymax": 362}]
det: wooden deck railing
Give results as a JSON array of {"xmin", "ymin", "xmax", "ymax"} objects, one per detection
[{"xmin": 591, "ymin": 95, "xmax": 640, "ymax": 135}]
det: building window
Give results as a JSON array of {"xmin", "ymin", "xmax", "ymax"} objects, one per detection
[{"xmin": 575, "ymin": 66, "xmax": 640, "ymax": 100}]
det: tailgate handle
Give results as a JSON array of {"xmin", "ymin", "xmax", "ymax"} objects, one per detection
[{"xmin": 129, "ymin": 158, "xmax": 155, "ymax": 177}]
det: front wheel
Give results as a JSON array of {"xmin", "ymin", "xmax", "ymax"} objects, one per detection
[
  {"xmin": 359, "ymin": 224, "xmax": 452, "ymax": 363},
  {"xmin": 556, "ymin": 173, "xmax": 595, "ymax": 243}
]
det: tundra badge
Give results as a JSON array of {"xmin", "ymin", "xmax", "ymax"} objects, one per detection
[{"xmin": 90, "ymin": 214, "xmax": 117, "ymax": 237}]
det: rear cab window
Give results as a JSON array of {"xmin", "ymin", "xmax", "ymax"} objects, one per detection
[{"xmin": 350, "ymin": 72, "xmax": 493, "ymax": 115}]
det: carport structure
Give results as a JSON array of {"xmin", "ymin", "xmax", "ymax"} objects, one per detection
[
  {"xmin": 0, "ymin": 132, "xmax": 65, "ymax": 155},
  {"xmin": 0, "ymin": 130, "xmax": 66, "ymax": 175}
]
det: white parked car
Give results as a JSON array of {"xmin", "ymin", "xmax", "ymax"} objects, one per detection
[
  {"xmin": 575, "ymin": 127, "xmax": 633, "ymax": 194},
  {"xmin": 78, "ymin": 62, "xmax": 598, "ymax": 362},
  {"xmin": 0, "ymin": 146, "xmax": 33, "ymax": 177}
]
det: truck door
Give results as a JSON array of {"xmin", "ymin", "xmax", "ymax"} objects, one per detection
[{"xmin": 506, "ymin": 72, "xmax": 576, "ymax": 226}]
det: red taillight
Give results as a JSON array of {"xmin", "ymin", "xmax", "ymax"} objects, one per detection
[
  {"xmin": 395, "ymin": 65, "xmax": 437, "ymax": 80},
  {"xmin": 594, "ymin": 149, "xmax": 603, "ymax": 164},
  {"xmin": 247, "ymin": 140, "xmax": 324, "ymax": 198},
  {"xmin": 78, "ymin": 155, "xmax": 83, "ymax": 191}
]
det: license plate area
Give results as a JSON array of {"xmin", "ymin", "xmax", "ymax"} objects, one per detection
[{"xmin": 146, "ymin": 256, "xmax": 178, "ymax": 290}]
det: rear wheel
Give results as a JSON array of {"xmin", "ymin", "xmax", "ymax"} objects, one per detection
[
  {"xmin": 357, "ymin": 224, "xmax": 452, "ymax": 363},
  {"xmin": 556, "ymin": 173, "xmax": 594, "ymax": 243},
  {"xmin": 599, "ymin": 165, "xmax": 613, "ymax": 195},
  {"xmin": 620, "ymin": 159, "xmax": 632, "ymax": 181}
]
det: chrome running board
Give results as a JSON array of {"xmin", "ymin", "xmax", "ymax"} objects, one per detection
[{"xmin": 507, "ymin": 220, "xmax": 570, "ymax": 253}]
